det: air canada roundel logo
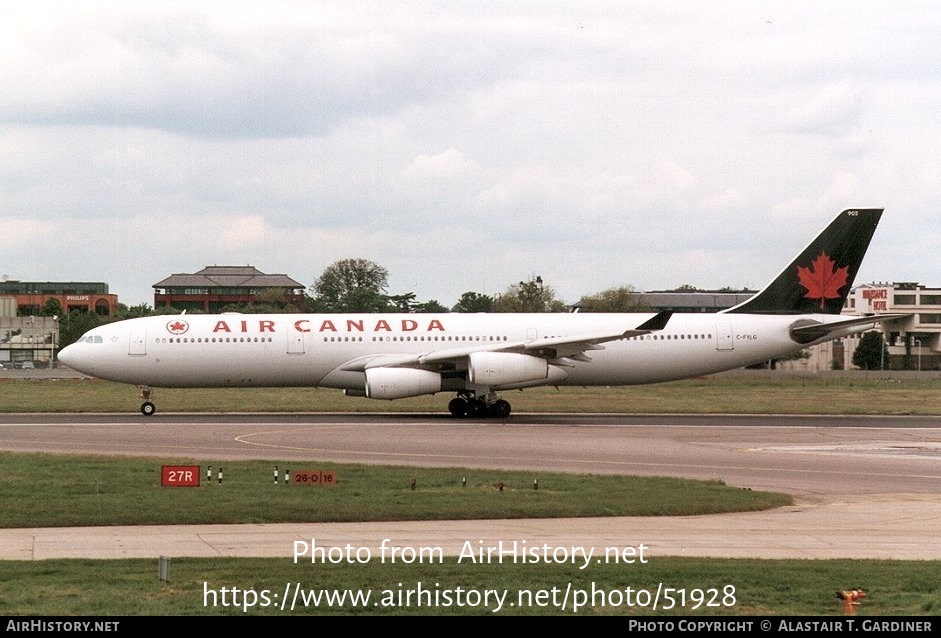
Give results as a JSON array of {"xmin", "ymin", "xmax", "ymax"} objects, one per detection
[{"xmin": 166, "ymin": 319, "xmax": 189, "ymax": 336}]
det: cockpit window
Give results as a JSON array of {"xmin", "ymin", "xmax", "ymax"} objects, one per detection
[{"xmin": 81, "ymin": 335, "xmax": 104, "ymax": 344}]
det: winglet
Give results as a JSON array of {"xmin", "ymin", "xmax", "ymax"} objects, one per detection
[
  {"xmin": 633, "ymin": 310, "xmax": 672, "ymax": 332},
  {"xmin": 724, "ymin": 209, "xmax": 883, "ymax": 315}
]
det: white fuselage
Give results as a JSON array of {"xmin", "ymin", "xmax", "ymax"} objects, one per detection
[{"xmin": 58, "ymin": 311, "xmax": 851, "ymax": 392}]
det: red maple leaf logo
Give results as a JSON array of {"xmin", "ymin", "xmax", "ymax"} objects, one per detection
[
  {"xmin": 797, "ymin": 252, "xmax": 849, "ymax": 310},
  {"xmin": 166, "ymin": 320, "xmax": 189, "ymax": 335}
]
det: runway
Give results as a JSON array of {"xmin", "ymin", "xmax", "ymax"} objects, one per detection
[{"xmin": 1, "ymin": 412, "xmax": 940, "ymax": 560}]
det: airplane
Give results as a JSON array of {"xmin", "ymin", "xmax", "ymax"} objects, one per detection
[{"xmin": 59, "ymin": 208, "xmax": 909, "ymax": 418}]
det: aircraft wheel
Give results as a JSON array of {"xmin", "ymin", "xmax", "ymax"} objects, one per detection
[
  {"xmin": 448, "ymin": 397, "xmax": 467, "ymax": 417},
  {"xmin": 465, "ymin": 399, "xmax": 486, "ymax": 418},
  {"xmin": 141, "ymin": 402, "xmax": 156, "ymax": 416},
  {"xmin": 489, "ymin": 399, "xmax": 511, "ymax": 418}
]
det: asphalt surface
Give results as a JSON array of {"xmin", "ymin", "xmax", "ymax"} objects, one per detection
[{"xmin": 0, "ymin": 412, "xmax": 939, "ymax": 561}]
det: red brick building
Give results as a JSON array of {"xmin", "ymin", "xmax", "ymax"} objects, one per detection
[
  {"xmin": 0, "ymin": 280, "xmax": 117, "ymax": 316},
  {"xmin": 153, "ymin": 266, "xmax": 306, "ymax": 312}
]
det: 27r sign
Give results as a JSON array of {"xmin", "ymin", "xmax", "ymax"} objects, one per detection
[{"xmin": 161, "ymin": 465, "xmax": 200, "ymax": 487}]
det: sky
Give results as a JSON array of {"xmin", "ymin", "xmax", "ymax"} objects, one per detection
[{"xmin": 2, "ymin": 1, "xmax": 940, "ymax": 308}]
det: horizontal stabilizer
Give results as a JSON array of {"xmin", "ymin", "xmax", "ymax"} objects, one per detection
[{"xmin": 790, "ymin": 313, "xmax": 912, "ymax": 344}]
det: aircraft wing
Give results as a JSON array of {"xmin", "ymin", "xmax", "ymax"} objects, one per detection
[
  {"xmin": 338, "ymin": 311, "xmax": 672, "ymax": 372},
  {"xmin": 789, "ymin": 313, "xmax": 912, "ymax": 343},
  {"xmin": 510, "ymin": 310, "xmax": 672, "ymax": 360}
]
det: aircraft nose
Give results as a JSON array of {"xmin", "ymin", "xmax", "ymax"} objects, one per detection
[
  {"xmin": 58, "ymin": 342, "xmax": 97, "ymax": 376},
  {"xmin": 58, "ymin": 344, "xmax": 77, "ymax": 367}
]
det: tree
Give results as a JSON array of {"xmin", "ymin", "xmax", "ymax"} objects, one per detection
[
  {"xmin": 58, "ymin": 310, "xmax": 102, "ymax": 349},
  {"xmin": 380, "ymin": 293, "xmax": 448, "ymax": 313},
  {"xmin": 40, "ymin": 298, "xmax": 63, "ymax": 317},
  {"xmin": 413, "ymin": 299, "xmax": 449, "ymax": 313},
  {"xmin": 492, "ymin": 276, "xmax": 567, "ymax": 313},
  {"xmin": 576, "ymin": 286, "xmax": 650, "ymax": 312},
  {"xmin": 853, "ymin": 331, "xmax": 888, "ymax": 370},
  {"xmin": 251, "ymin": 288, "xmax": 304, "ymax": 313},
  {"xmin": 311, "ymin": 259, "xmax": 391, "ymax": 312},
  {"xmin": 452, "ymin": 291, "xmax": 493, "ymax": 313},
  {"xmin": 386, "ymin": 293, "xmax": 417, "ymax": 312},
  {"xmin": 113, "ymin": 303, "xmax": 154, "ymax": 320}
]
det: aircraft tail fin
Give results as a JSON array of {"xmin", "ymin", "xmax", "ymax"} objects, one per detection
[{"xmin": 724, "ymin": 208, "xmax": 883, "ymax": 315}]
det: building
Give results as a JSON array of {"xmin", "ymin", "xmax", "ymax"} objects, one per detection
[
  {"xmin": 839, "ymin": 282, "xmax": 939, "ymax": 371},
  {"xmin": 0, "ymin": 302, "xmax": 59, "ymax": 368},
  {"xmin": 0, "ymin": 280, "xmax": 116, "ymax": 368},
  {"xmin": 636, "ymin": 290, "xmax": 756, "ymax": 313},
  {"xmin": 153, "ymin": 266, "xmax": 307, "ymax": 312},
  {"xmin": 0, "ymin": 280, "xmax": 117, "ymax": 316}
]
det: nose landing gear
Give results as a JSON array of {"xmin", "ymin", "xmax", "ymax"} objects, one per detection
[{"xmin": 138, "ymin": 386, "xmax": 156, "ymax": 416}]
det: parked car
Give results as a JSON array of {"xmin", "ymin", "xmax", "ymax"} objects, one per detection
[{"xmin": 20, "ymin": 361, "xmax": 35, "ymax": 369}]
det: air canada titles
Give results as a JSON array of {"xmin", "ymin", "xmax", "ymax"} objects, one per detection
[{"xmin": 204, "ymin": 317, "xmax": 446, "ymax": 334}]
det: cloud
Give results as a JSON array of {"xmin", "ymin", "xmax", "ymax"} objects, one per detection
[
  {"xmin": 777, "ymin": 83, "xmax": 865, "ymax": 137},
  {"xmin": 0, "ymin": 217, "xmax": 56, "ymax": 246},
  {"xmin": 398, "ymin": 148, "xmax": 474, "ymax": 182}
]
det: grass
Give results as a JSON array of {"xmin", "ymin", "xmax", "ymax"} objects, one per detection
[
  {"xmin": 4, "ymin": 370, "xmax": 941, "ymax": 414},
  {"xmin": 0, "ymin": 557, "xmax": 938, "ymax": 616},
  {"xmin": 0, "ymin": 453, "xmax": 790, "ymax": 528}
]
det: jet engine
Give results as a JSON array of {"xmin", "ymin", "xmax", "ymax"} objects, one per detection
[
  {"xmin": 365, "ymin": 367, "xmax": 442, "ymax": 400},
  {"xmin": 467, "ymin": 352, "xmax": 548, "ymax": 386}
]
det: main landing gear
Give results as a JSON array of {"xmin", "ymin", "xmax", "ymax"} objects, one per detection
[
  {"xmin": 447, "ymin": 392, "xmax": 512, "ymax": 418},
  {"xmin": 138, "ymin": 386, "xmax": 156, "ymax": 416}
]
